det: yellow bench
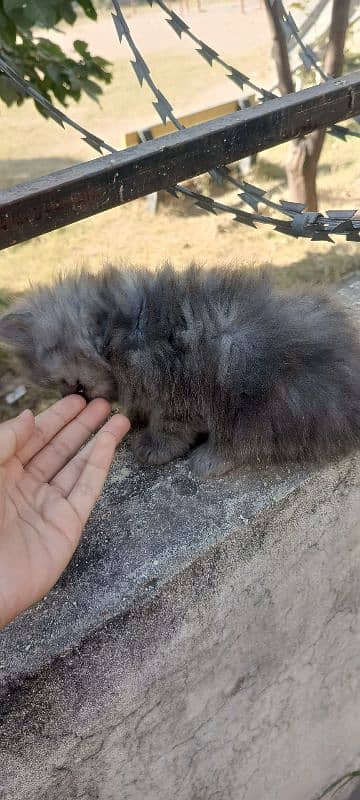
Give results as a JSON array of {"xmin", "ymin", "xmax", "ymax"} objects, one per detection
[
  {"xmin": 121, "ymin": 97, "xmax": 254, "ymax": 148},
  {"xmin": 121, "ymin": 96, "xmax": 257, "ymax": 210}
]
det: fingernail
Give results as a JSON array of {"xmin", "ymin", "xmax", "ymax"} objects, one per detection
[
  {"xmin": 119, "ymin": 415, "xmax": 131, "ymax": 431},
  {"xmin": 19, "ymin": 409, "xmax": 33, "ymax": 419}
]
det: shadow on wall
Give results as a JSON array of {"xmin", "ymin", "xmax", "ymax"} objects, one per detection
[{"xmin": 349, "ymin": 784, "xmax": 360, "ymax": 798}]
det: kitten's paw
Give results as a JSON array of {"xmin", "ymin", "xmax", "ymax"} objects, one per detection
[
  {"xmin": 188, "ymin": 445, "xmax": 235, "ymax": 479},
  {"xmin": 132, "ymin": 430, "xmax": 190, "ymax": 466}
]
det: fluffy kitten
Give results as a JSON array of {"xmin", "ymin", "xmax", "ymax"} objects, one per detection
[
  {"xmin": 0, "ymin": 272, "xmax": 117, "ymax": 402},
  {"xmin": 1, "ymin": 264, "xmax": 360, "ymax": 479}
]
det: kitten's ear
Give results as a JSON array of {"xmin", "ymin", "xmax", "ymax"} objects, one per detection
[{"xmin": 0, "ymin": 309, "xmax": 34, "ymax": 349}]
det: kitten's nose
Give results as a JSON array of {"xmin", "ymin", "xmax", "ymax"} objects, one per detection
[
  {"xmin": 60, "ymin": 381, "xmax": 88, "ymax": 401},
  {"xmin": 76, "ymin": 384, "xmax": 90, "ymax": 403}
]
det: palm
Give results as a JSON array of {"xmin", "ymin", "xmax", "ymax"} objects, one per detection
[
  {"xmin": 1, "ymin": 460, "xmax": 82, "ymax": 603},
  {"xmin": 0, "ymin": 397, "xmax": 129, "ymax": 628}
]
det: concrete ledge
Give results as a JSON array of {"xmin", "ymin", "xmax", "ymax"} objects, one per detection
[{"xmin": 1, "ymin": 275, "xmax": 360, "ymax": 800}]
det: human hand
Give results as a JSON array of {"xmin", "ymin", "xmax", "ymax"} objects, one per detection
[{"xmin": 0, "ymin": 396, "xmax": 130, "ymax": 629}]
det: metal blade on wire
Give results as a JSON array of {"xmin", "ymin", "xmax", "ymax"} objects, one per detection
[
  {"xmin": 110, "ymin": 0, "xmax": 293, "ymax": 218},
  {"xmin": 346, "ymin": 232, "xmax": 360, "ymax": 241},
  {"xmin": 111, "ymin": 0, "xmax": 182, "ymax": 129},
  {"xmin": 328, "ymin": 123, "xmax": 360, "ymax": 141},
  {"xmin": 174, "ymin": 183, "xmax": 360, "ymax": 241},
  {"xmin": 153, "ymin": 91, "xmax": 175, "ymax": 124},
  {"xmin": 196, "ymin": 42, "xmax": 219, "ymax": 66},
  {"xmin": 238, "ymin": 182, "xmax": 266, "ymax": 211},
  {"xmin": 268, "ymin": 1, "xmax": 360, "ymax": 137},
  {"xmin": 147, "ymin": 0, "xmax": 278, "ymax": 101},
  {"xmin": 112, "ymin": 12, "xmax": 126, "ymax": 42},
  {"xmin": 141, "ymin": 0, "xmax": 360, "ymax": 202},
  {"xmin": 110, "ymin": 0, "xmax": 360, "ymax": 242},
  {"xmin": 326, "ymin": 210, "xmax": 357, "ymax": 220},
  {"xmin": 194, "ymin": 195, "xmax": 218, "ymax": 214},
  {"xmin": 269, "ymin": 0, "xmax": 329, "ymax": 82},
  {"xmin": 214, "ymin": 166, "xmax": 294, "ymax": 219},
  {"xmin": 115, "ymin": 0, "xmax": 330, "ymax": 224},
  {"xmin": 280, "ymin": 200, "xmax": 306, "ymax": 214},
  {"xmin": 166, "ymin": 12, "xmax": 189, "ymax": 38},
  {"xmin": 310, "ymin": 231, "xmax": 335, "ymax": 242},
  {"xmin": 0, "ymin": 1, "xmax": 359, "ymax": 245}
]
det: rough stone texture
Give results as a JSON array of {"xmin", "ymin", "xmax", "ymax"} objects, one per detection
[{"xmin": 2, "ymin": 275, "xmax": 360, "ymax": 800}]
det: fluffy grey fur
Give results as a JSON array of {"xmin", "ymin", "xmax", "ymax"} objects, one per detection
[{"xmin": 1, "ymin": 264, "xmax": 360, "ymax": 478}]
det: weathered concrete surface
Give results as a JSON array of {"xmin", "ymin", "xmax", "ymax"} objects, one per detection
[{"xmin": 1, "ymin": 275, "xmax": 360, "ymax": 800}]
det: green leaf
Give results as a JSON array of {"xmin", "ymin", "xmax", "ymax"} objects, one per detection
[
  {"xmin": 73, "ymin": 39, "xmax": 89, "ymax": 57},
  {"xmin": 35, "ymin": 38, "xmax": 65, "ymax": 60},
  {"xmin": 0, "ymin": 73, "xmax": 22, "ymax": 105},
  {"xmin": 61, "ymin": 4, "xmax": 77, "ymax": 25},
  {"xmin": 0, "ymin": 6, "xmax": 112, "ymax": 114},
  {"xmin": 0, "ymin": 9, "xmax": 16, "ymax": 46},
  {"xmin": 4, "ymin": 0, "xmax": 58, "ymax": 29},
  {"xmin": 44, "ymin": 63, "xmax": 61, "ymax": 84},
  {"xmin": 81, "ymin": 76, "xmax": 102, "ymax": 101},
  {"xmin": 67, "ymin": 72, "xmax": 82, "ymax": 92},
  {"xmin": 34, "ymin": 100, "xmax": 51, "ymax": 118},
  {"xmin": 76, "ymin": 0, "xmax": 97, "ymax": 21},
  {"xmin": 3, "ymin": 0, "xmax": 96, "ymax": 29},
  {"xmin": 51, "ymin": 82, "xmax": 68, "ymax": 104}
]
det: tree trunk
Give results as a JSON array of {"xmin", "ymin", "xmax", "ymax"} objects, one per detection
[
  {"xmin": 286, "ymin": 131, "xmax": 326, "ymax": 211},
  {"xmin": 265, "ymin": 0, "xmax": 351, "ymax": 210},
  {"xmin": 263, "ymin": 0, "xmax": 294, "ymax": 95}
]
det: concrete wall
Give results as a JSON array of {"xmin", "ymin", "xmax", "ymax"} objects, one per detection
[{"xmin": 1, "ymin": 276, "xmax": 360, "ymax": 800}]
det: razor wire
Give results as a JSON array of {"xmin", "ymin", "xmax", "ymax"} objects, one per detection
[
  {"xmin": 270, "ymin": 0, "xmax": 328, "ymax": 81},
  {"xmin": 111, "ymin": 0, "xmax": 360, "ymax": 240},
  {"xmin": 111, "ymin": 0, "xmax": 304, "ymax": 217},
  {"xmin": 112, "ymin": 0, "xmax": 280, "ymax": 213},
  {"xmin": 146, "ymin": 0, "xmax": 276, "ymax": 102},
  {"xmin": 149, "ymin": 0, "xmax": 360, "ymax": 142},
  {"xmin": 176, "ymin": 185, "xmax": 360, "ymax": 242},
  {"xmin": 270, "ymin": 10, "xmax": 360, "ymax": 94},
  {"xmin": 286, "ymin": 0, "xmax": 330, "ymax": 51},
  {"xmin": 111, "ymin": 0, "xmax": 185, "ymax": 128},
  {"xmin": 268, "ymin": 0, "xmax": 360, "ymax": 132},
  {"xmin": 0, "ymin": 2, "xmax": 359, "ymax": 240}
]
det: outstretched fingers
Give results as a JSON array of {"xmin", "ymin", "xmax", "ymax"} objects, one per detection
[
  {"xmin": 51, "ymin": 414, "xmax": 130, "ymax": 497},
  {"xmin": 67, "ymin": 417, "xmax": 130, "ymax": 526},
  {"xmin": 26, "ymin": 398, "xmax": 112, "ymax": 482},
  {"xmin": 18, "ymin": 395, "xmax": 87, "ymax": 466}
]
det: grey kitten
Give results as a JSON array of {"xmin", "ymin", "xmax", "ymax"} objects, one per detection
[
  {"xmin": 1, "ymin": 264, "xmax": 360, "ymax": 479},
  {"xmin": 0, "ymin": 272, "xmax": 117, "ymax": 402}
]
